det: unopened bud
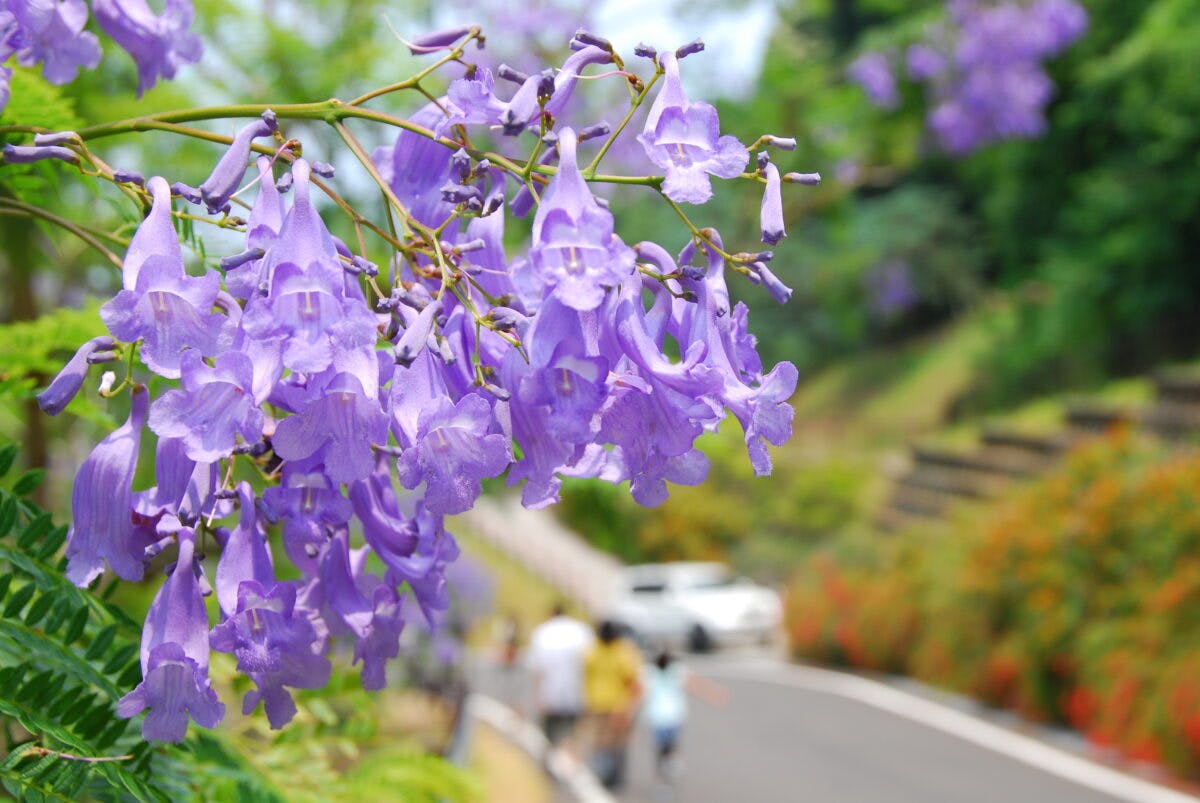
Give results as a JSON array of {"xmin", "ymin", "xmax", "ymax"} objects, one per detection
[
  {"xmin": 675, "ymin": 38, "xmax": 704, "ymax": 59},
  {"xmin": 310, "ymin": 161, "xmax": 335, "ymax": 178},
  {"xmin": 762, "ymin": 135, "xmax": 796, "ymax": 151},
  {"xmin": 171, "ymin": 181, "xmax": 202, "ymax": 204},
  {"xmin": 99, "ymin": 371, "xmax": 117, "ymax": 394},
  {"xmin": 497, "ymin": 64, "xmax": 529, "ymax": 85},
  {"xmin": 220, "ymin": 247, "xmax": 265, "ymax": 271},
  {"xmin": 578, "ymin": 122, "xmax": 612, "ymax": 141},
  {"xmin": 3, "ymin": 143, "xmax": 79, "ymax": 166},
  {"xmin": 783, "ymin": 171, "xmax": 822, "ymax": 185},
  {"xmin": 112, "ymin": 169, "xmax": 145, "ymax": 185},
  {"xmin": 572, "ymin": 29, "xmax": 613, "ymax": 51},
  {"xmin": 634, "ymin": 43, "xmax": 657, "ymax": 60},
  {"xmin": 33, "ymin": 131, "xmax": 78, "ymax": 147}
]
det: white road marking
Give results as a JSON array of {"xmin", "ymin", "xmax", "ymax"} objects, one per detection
[{"xmin": 705, "ymin": 660, "xmax": 1199, "ymax": 803}]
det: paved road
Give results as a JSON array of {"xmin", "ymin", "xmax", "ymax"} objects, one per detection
[
  {"xmin": 459, "ymin": 498, "xmax": 1196, "ymax": 803},
  {"xmin": 475, "ymin": 651, "xmax": 1196, "ymax": 803}
]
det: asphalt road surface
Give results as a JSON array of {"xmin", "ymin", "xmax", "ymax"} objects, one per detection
[{"xmin": 476, "ymin": 651, "xmax": 1197, "ymax": 803}]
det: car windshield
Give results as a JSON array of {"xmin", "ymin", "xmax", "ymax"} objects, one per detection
[{"xmin": 680, "ymin": 566, "xmax": 734, "ymax": 590}]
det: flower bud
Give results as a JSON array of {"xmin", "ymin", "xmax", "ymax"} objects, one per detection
[
  {"xmin": 3, "ymin": 144, "xmax": 79, "ymax": 166},
  {"xmin": 783, "ymin": 171, "xmax": 822, "ymax": 185},
  {"xmin": 675, "ymin": 38, "xmax": 705, "ymax": 59}
]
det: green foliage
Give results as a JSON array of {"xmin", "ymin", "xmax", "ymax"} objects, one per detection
[
  {"xmin": 0, "ymin": 441, "xmax": 290, "ymax": 803},
  {"xmin": 0, "ymin": 68, "xmax": 83, "ymax": 134}
]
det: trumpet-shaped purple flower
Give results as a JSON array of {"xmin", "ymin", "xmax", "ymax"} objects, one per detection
[
  {"xmin": 101, "ymin": 177, "xmax": 226, "ymax": 378},
  {"xmin": 117, "ymin": 528, "xmax": 224, "ymax": 742},
  {"xmin": 209, "ymin": 485, "xmax": 329, "ymax": 729},
  {"xmin": 65, "ymin": 385, "xmax": 153, "ymax": 586},
  {"xmin": 396, "ymin": 394, "xmax": 509, "ymax": 515},
  {"xmin": 319, "ymin": 531, "xmax": 405, "ymax": 690},
  {"xmin": 638, "ymin": 52, "xmax": 748, "ymax": 204},
  {"xmin": 350, "ymin": 466, "xmax": 459, "ymax": 622},
  {"xmin": 225, "ymin": 157, "xmax": 285, "ymax": 299},
  {"xmin": 529, "ymin": 128, "xmax": 634, "ymax": 311},
  {"xmin": 759, "ymin": 163, "xmax": 786, "ymax": 245},
  {"xmin": 261, "ymin": 460, "xmax": 353, "ymax": 577},
  {"xmin": 5, "ymin": 0, "xmax": 101, "ymax": 85},
  {"xmin": 92, "ymin": 0, "xmax": 201, "ymax": 96},
  {"xmin": 214, "ymin": 484, "xmax": 274, "ymax": 618},
  {"xmin": 149, "ymin": 351, "xmax": 264, "ymax": 462},
  {"xmin": 210, "ymin": 579, "xmax": 330, "ymax": 728},
  {"xmin": 272, "ymin": 372, "xmax": 388, "ymax": 486}
]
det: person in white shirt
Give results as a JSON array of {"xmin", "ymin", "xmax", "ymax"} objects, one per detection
[{"xmin": 527, "ymin": 602, "xmax": 594, "ymax": 747}]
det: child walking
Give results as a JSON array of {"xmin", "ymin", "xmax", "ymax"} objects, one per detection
[{"xmin": 642, "ymin": 650, "xmax": 728, "ymax": 784}]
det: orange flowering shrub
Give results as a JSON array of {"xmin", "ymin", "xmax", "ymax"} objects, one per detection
[{"xmin": 785, "ymin": 431, "xmax": 1200, "ymax": 777}]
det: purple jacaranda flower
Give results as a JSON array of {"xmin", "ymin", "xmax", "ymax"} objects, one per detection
[
  {"xmin": 372, "ymin": 103, "xmax": 457, "ymax": 230},
  {"xmin": 2, "ymin": 143, "xmax": 79, "ymax": 165},
  {"xmin": 638, "ymin": 52, "xmax": 748, "ymax": 204},
  {"xmin": 528, "ymin": 128, "xmax": 634, "ymax": 311},
  {"xmin": 759, "ymin": 163, "xmax": 786, "ymax": 245},
  {"xmin": 92, "ymin": 0, "xmax": 202, "ymax": 96},
  {"xmin": 100, "ymin": 177, "xmax": 226, "ymax": 378},
  {"xmin": 598, "ymin": 375, "xmax": 715, "ymax": 507},
  {"xmin": 6, "ymin": 0, "xmax": 101, "ymax": 85},
  {"xmin": 242, "ymin": 161, "xmax": 378, "ymax": 373},
  {"xmin": 865, "ymin": 259, "xmax": 918, "ymax": 317},
  {"xmin": 214, "ymin": 484, "xmax": 273, "ymax": 617},
  {"xmin": 907, "ymin": 44, "xmax": 946, "ymax": 80},
  {"xmin": 210, "ymin": 578, "xmax": 330, "ymax": 728},
  {"xmin": 134, "ymin": 436, "xmax": 224, "ymax": 526},
  {"xmin": 502, "ymin": 348, "xmax": 587, "ymax": 509},
  {"xmin": 349, "ymin": 465, "xmax": 459, "ymax": 622},
  {"xmin": 261, "ymin": 459, "xmax": 353, "ymax": 577},
  {"xmin": 198, "ymin": 113, "xmax": 277, "ymax": 214},
  {"xmin": 395, "ymin": 394, "xmax": 509, "ymax": 515},
  {"xmin": 518, "ymin": 315, "xmax": 610, "ymax": 444},
  {"xmin": 149, "ymin": 350, "xmax": 264, "ymax": 462},
  {"xmin": 117, "ymin": 527, "xmax": 224, "ymax": 741},
  {"xmin": 65, "ymin": 385, "xmax": 153, "ymax": 586},
  {"xmin": 272, "ymin": 372, "xmax": 388, "ymax": 486},
  {"xmin": 319, "ymin": 531, "xmax": 405, "ymax": 691},
  {"xmin": 849, "ymin": 52, "xmax": 899, "ymax": 109},
  {"xmin": 676, "ymin": 237, "xmax": 798, "ymax": 476},
  {"xmin": 36, "ymin": 335, "xmax": 116, "ymax": 415}
]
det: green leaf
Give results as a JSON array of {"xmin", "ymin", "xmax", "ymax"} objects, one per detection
[
  {"xmin": 63, "ymin": 605, "xmax": 89, "ymax": 644},
  {"xmin": 22, "ymin": 589, "xmax": 53, "ymax": 628},
  {"xmin": 35, "ymin": 525, "xmax": 68, "ymax": 560},
  {"xmin": 12, "ymin": 469, "xmax": 46, "ymax": 496},
  {"xmin": 0, "ymin": 495, "xmax": 17, "ymax": 538},
  {"xmin": 84, "ymin": 624, "xmax": 116, "ymax": 661},
  {"xmin": 0, "ymin": 444, "xmax": 18, "ymax": 478},
  {"xmin": 17, "ymin": 511, "xmax": 52, "ymax": 550},
  {"xmin": 3, "ymin": 582, "xmax": 36, "ymax": 618}
]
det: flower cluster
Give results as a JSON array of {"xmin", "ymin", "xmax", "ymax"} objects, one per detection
[
  {"xmin": 0, "ymin": 0, "xmax": 201, "ymax": 112},
  {"xmin": 850, "ymin": 0, "xmax": 1087, "ymax": 154},
  {"xmin": 28, "ymin": 26, "xmax": 816, "ymax": 742}
]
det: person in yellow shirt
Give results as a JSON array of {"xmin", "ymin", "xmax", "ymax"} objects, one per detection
[{"xmin": 583, "ymin": 620, "xmax": 642, "ymax": 790}]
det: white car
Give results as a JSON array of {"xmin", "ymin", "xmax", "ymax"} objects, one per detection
[{"xmin": 606, "ymin": 562, "xmax": 783, "ymax": 652}]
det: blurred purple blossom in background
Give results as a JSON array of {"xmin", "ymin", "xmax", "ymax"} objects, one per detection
[
  {"xmin": 854, "ymin": 0, "xmax": 1087, "ymax": 154},
  {"xmin": 864, "ymin": 260, "xmax": 918, "ymax": 318}
]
